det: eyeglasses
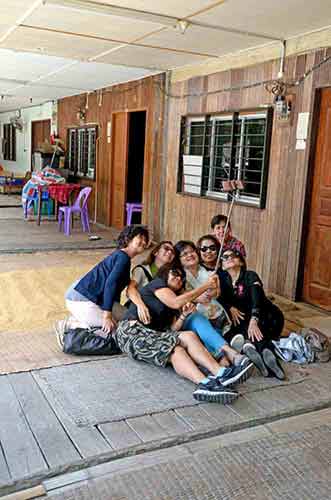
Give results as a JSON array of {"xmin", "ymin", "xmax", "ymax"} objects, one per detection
[
  {"xmin": 161, "ymin": 245, "xmax": 174, "ymax": 254},
  {"xmin": 221, "ymin": 252, "xmax": 236, "ymax": 261},
  {"xmin": 179, "ymin": 249, "xmax": 196, "ymax": 258},
  {"xmin": 169, "ymin": 269, "xmax": 184, "ymax": 279},
  {"xmin": 199, "ymin": 245, "xmax": 217, "ymax": 253}
]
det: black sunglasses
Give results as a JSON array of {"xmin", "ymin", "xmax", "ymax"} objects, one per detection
[
  {"xmin": 221, "ymin": 252, "xmax": 237, "ymax": 261},
  {"xmin": 169, "ymin": 269, "xmax": 185, "ymax": 279},
  {"xmin": 199, "ymin": 244, "xmax": 217, "ymax": 253}
]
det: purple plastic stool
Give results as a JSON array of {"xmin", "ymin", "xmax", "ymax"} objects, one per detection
[
  {"xmin": 58, "ymin": 187, "xmax": 92, "ymax": 236},
  {"xmin": 126, "ymin": 202, "xmax": 142, "ymax": 225}
]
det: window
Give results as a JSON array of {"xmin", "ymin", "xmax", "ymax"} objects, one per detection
[
  {"xmin": 2, "ymin": 124, "xmax": 16, "ymax": 161},
  {"xmin": 67, "ymin": 125, "xmax": 97, "ymax": 179},
  {"xmin": 178, "ymin": 109, "xmax": 273, "ymax": 208}
]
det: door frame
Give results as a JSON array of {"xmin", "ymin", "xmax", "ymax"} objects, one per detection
[
  {"xmin": 31, "ymin": 119, "xmax": 51, "ymax": 171},
  {"xmin": 108, "ymin": 107, "xmax": 148, "ymax": 228},
  {"xmin": 296, "ymin": 86, "xmax": 330, "ymax": 302}
]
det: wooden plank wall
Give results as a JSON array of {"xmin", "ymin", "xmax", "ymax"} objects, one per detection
[
  {"xmin": 163, "ymin": 48, "xmax": 331, "ymax": 299},
  {"xmin": 57, "ymin": 74, "xmax": 165, "ymax": 240}
]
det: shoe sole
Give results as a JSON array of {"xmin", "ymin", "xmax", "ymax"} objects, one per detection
[
  {"xmin": 243, "ymin": 346, "xmax": 269, "ymax": 377},
  {"xmin": 221, "ymin": 362, "xmax": 254, "ymax": 387},
  {"xmin": 193, "ymin": 390, "xmax": 238, "ymax": 404},
  {"xmin": 230, "ymin": 335, "xmax": 245, "ymax": 353},
  {"xmin": 263, "ymin": 349, "xmax": 285, "ymax": 380}
]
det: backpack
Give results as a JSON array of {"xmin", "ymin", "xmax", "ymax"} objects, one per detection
[{"xmin": 300, "ymin": 328, "xmax": 330, "ymax": 363}]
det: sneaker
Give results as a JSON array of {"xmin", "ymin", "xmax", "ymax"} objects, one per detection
[
  {"xmin": 54, "ymin": 319, "xmax": 69, "ymax": 350},
  {"xmin": 193, "ymin": 378, "xmax": 238, "ymax": 404},
  {"xmin": 262, "ymin": 348, "xmax": 286, "ymax": 380},
  {"xmin": 233, "ymin": 354, "xmax": 250, "ymax": 367},
  {"xmin": 242, "ymin": 343, "xmax": 269, "ymax": 377},
  {"xmin": 230, "ymin": 334, "xmax": 245, "ymax": 353},
  {"xmin": 216, "ymin": 361, "xmax": 254, "ymax": 387}
]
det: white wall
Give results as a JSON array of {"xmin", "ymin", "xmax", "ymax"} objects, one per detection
[{"xmin": 0, "ymin": 102, "xmax": 54, "ymax": 175}]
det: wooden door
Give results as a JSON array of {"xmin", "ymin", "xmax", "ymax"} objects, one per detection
[
  {"xmin": 303, "ymin": 88, "xmax": 331, "ymax": 310},
  {"xmin": 31, "ymin": 119, "xmax": 51, "ymax": 168},
  {"xmin": 110, "ymin": 112, "xmax": 129, "ymax": 229}
]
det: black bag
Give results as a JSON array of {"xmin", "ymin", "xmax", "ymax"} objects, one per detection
[{"xmin": 63, "ymin": 327, "xmax": 121, "ymax": 356}]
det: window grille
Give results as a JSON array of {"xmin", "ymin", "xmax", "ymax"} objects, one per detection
[
  {"xmin": 178, "ymin": 109, "xmax": 273, "ymax": 208},
  {"xmin": 67, "ymin": 125, "xmax": 97, "ymax": 179},
  {"xmin": 2, "ymin": 124, "xmax": 16, "ymax": 161}
]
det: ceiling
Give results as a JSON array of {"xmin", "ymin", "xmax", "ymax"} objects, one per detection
[{"xmin": 0, "ymin": 0, "xmax": 331, "ymax": 112}]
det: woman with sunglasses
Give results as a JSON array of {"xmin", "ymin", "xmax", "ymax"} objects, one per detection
[
  {"xmin": 116, "ymin": 263, "xmax": 240, "ymax": 404},
  {"xmin": 220, "ymin": 250, "xmax": 285, "ymax": 380},
  {"xmin": 197, "ymin": 234, "xmax": 220, "ymax": 271}
]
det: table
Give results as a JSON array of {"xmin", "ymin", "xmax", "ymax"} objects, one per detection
[{"xmin": 37, "ymin": 183, "xmax": 81, "ymax": 225}]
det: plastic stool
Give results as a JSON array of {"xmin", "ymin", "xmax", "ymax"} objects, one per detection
[{"xmin": 126, "ymin": 202, "xmax": 142, "ymax": 225}]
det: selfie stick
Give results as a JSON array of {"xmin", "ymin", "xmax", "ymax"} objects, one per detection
[{"xmin": 214, "ymin": 180, "xmax": 244, "ymax": 271}]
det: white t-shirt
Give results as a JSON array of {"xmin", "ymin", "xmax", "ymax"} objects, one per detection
[
  {"xmin": 185, "ymin": 266, "xmax": 224, "ymax": 320},
  {"xmin": 131, "ymin": 264, "xmax": 154, "ymax": 288}
]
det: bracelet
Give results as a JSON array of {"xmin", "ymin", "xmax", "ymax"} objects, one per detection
[
  {"xmin": 251, "ymin": 316, "xmax": 259, "ymax": 322},
  {"xmin": 179, "ymin": 315, "xmax": 186, "ymax": 321}
]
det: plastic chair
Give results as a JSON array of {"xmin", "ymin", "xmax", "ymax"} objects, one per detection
[
  {"xmin": 23, "ymin": 188, "xmax": 52, "ymax": 219},
  {"xmin": 126, "ymin": 202, "xmax": 143, "ymax": 225},
  {"xmin": 58, "ymin": 187, "xmax": 92, "ymax": 236}
]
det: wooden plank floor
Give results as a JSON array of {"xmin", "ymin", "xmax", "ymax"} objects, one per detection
[{"xmin": 1, "ymin": 361, "xmax": 331, "ymax": 490}]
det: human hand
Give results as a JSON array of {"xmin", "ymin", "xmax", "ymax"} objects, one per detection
[
  {"xmin": 207, "ymin": 274, "xmax": 219, "ymax": 290},
  {"xmin": 102, "ymin": 314, "xmax": 117, "ymax": 334},
  {"xmin": 137, "ymin": 303, "xmax": 151, "ymax": 325},
  {"xmin": 182, "ymin": 302, "xmax": 196, "ymax": 317},
  {"xmin": 230, "ymin": 306, "xmax": 245, "ymax": 326},
  {"xmin": 196, "ymin": 290, "xmax": 212, "ymax": 304},
  {"xmin": 248, "ymin": 318, "xmax": 263, "ymax": 342}
]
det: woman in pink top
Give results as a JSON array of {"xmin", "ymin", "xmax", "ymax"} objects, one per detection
[{"xmin": 210, "ymin": 214, "xmax": 246, "ymax": 257}]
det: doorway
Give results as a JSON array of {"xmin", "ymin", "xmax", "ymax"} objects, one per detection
[
  {"xmin": 110, "ymin": 110, "xmax": 146, "ymax": 229},
  {"xmin": 31, "ymin": 119, "xmax": 51, "ymax": 170},
  {"xmin": 126, "ymin": 111, "xmax": 146, "ymax": 223},
  {"xmin": 302, "ymin": 88, "xmax": 331, "ymax": 311}
]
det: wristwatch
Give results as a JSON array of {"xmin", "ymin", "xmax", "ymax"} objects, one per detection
[{"xmin": 251, "ymin": 315, "xmax": 259, "ymax": 322}]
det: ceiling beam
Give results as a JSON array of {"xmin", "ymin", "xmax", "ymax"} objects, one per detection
[
  {"xmin": 0, "ymin": 0, "xmax": 43, "ymax": 43},
  {"xmin": 21, "ymin": 24, "xmax": 220, "ymax": 58},
  {"xmin": 42, "ymin": 0, "xmax": 283, "ymax": 42}
]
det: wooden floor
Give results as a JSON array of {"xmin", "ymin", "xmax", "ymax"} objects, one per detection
[{"xmin": 1, "ymin": 360, "xmax": 331, "ymax": 494}]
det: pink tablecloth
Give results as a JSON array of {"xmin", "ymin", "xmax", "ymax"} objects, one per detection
[{"xmin": 45, "ymin": 183, "xmax": 81, "ymax": 204}]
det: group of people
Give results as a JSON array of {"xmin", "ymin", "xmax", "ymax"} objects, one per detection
[{"xmin": 56, "ymin": 214, "xmax": 285, "ymax": 405}]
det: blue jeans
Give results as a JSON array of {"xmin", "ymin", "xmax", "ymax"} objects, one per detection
[{"xmin": 183, "ymin": 312, "xmax": 227, "ymax": 358}]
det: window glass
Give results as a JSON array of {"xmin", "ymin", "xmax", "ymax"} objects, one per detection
[{"xmin": 179, "ymin": 110, "xmax": 272, "ymax": 208}]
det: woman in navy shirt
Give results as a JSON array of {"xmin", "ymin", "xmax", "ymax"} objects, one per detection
[{"xmin": 63, "ymin": 225, "xmax": 149, "ymax": 334}]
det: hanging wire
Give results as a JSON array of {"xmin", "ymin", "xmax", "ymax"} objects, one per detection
[
  {"xmin": 81, "ymin": 48, "xmax": 331, "ymax": 99},
  {"xmin": 152, "ymin": 51, "xmax": 331, "ymax": 100}
]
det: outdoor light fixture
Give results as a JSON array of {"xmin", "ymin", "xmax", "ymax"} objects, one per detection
[
  {"xmin": 274, "ymin": 95, "xmax": 292, "ymax": 122},
  {"xmin": 177, "ymin": 19, "xmax": 189, "ymax": 35}
]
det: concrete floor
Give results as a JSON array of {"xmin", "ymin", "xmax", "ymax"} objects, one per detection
[
  {"xmin": 40, "ymin": 408, "xmax": 331, "ymax": 500},
  {"xmin": 0, "ymin": 195, "xmax": 330, "ymax": 500},
  {"xmin": 0, "ymin": 192, "xmax": 119, "ymax": 253}
]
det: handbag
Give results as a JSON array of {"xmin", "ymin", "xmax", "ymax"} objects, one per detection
[{"xmin": 300, "ymin": 328, "xmax": 330, "ymax": 363}]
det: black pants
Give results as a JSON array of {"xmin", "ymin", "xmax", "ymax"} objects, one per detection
[{"xmin": 225, "ymin": 303, "xmax": 284, "ymax": 354}]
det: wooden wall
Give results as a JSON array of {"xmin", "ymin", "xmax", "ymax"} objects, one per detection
[
  {"xmin": 162, "ymin": 48, "xmax": 331, "ymax": 299},
  {"xmin": 57, "ymin": 74, "xmax": 165, "ymax": 240}
]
